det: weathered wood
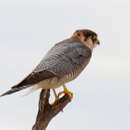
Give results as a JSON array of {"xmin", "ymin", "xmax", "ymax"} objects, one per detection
[{"xmin": 32, "ymin": 89, "xmax": 71, "ymax": 130}]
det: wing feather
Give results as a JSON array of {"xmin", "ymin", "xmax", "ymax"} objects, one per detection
[
  {"xmin": 0, "ymin": 39, "xmax": 92, "ymax": 96},
  {"xmin": 33, "ymin": 39, "xmax": 92, "ymax": 78}
]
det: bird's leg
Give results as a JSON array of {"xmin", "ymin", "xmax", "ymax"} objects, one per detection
[
  {"xmin": 58, "ymin": 84, "xmax": 73, "ymax": 101},
  {"xmin": 51, "ymin": 89, "xmax": 59, "ymax": 104}
]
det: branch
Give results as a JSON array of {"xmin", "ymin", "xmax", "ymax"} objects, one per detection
[{"xmin": 32, "ymin": 89, "xmax": 72, "ymax": 130}]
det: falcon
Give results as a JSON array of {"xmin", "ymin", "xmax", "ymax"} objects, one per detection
[{"xmin": 1, "ymin": 29, "xmax": 100, "ymax": 101}]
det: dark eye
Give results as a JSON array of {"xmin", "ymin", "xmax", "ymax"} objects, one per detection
[{"xmin": 92, "ymin": 36, "xmax": 97, "ymax": 41}]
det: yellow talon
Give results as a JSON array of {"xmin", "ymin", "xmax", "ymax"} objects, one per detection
[
  {"xmin": 58, "ymin": 85, "xmax": 73, "ymax": 101},
  {"xmin": 51, "ymin": 85, "xmax": 73, "ymax": 104}
]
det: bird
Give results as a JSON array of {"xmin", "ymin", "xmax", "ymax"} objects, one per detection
[{"xmin": 0, "ymin": 29, "xmax": 100, "ymax": 102}]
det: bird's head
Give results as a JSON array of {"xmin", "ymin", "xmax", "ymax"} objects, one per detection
[{"xmin": 72, "ymin": 29, "xmax": 100, "ymax": 50}]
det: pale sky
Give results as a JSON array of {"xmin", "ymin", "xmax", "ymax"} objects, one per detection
[{"xmin": 0, "ymin": 0, "xmax": 130, "ymax": 130}]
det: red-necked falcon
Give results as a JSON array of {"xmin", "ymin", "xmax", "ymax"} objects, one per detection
[{"xmin": 1, "ymin": 29, "xmax": 100, "ymax": 101}]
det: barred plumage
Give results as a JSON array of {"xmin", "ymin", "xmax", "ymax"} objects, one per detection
[
  {"xmin": 1, "ymin": 29, "xmax": 100, "ymax": 97},
  {"xmin": 34, "ymin": 38, "xmax": 92, "ymax": 89}
]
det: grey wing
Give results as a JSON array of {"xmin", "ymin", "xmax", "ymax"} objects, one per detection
[
  {"xmin": 7, "ymin": 40, "xmax": 92, "ymax": 89},
  {"xmin": 0, "ymin": 40, "xmax": 92, "ymax": 97},
  {"xmin": 33, "ymin": 41, "xmax": 92, "ymax": 78}
]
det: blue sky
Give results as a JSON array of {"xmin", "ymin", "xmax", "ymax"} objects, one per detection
[{"xmin": 0, "ymin": 0, "xmax": 130, "ymax": 130}]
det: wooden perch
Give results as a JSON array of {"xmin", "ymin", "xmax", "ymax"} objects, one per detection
[{"xmin": 32, "ymin": 89, "xmax": 72, "ymax": 130}]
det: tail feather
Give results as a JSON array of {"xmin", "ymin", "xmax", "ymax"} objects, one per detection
[{"xmin": 0, "ymin": 85, "xmax": 29, "ymax": 97}]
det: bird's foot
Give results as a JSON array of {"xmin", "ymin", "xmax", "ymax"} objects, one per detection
[
  {"xmin": 51, "ymin": 87, "xmax": 73, "ymax": 104},
  {"xmin": 58, "ymin": 87, "xmax": 73, "ymax": 101},
  {"xmin": 51, "ymin": 95, "xmax": 60, "ymax": 105},
  {"xmin": 51, "ymin": 89, "xmax": 60, "ymax": 105}
]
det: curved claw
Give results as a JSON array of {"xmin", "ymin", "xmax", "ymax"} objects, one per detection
[
  {"xmin": 58, "ymin": 87, "xmax": 73, "ymax": 101},
  {"xmin": 51, "ymin": 86, "xmax": 73, "ymax": 104}
]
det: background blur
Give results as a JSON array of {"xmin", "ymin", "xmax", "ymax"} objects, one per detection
[{"xmin": 0, "ymin": 0, "xmax": 130, "ymax": 130}]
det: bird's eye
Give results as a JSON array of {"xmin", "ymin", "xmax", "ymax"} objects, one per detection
[{"xmin": 92, "ymin": 35, "xmax": 97, "ymax": 41}]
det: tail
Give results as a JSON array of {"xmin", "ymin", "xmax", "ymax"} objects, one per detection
[
  {"xmin": 0, "ymin": 85, "xmax": 30, "ymax": 97},
  {"xmin": 0, "ymin": 72, "xmax": 41, "ymax": 97}
]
